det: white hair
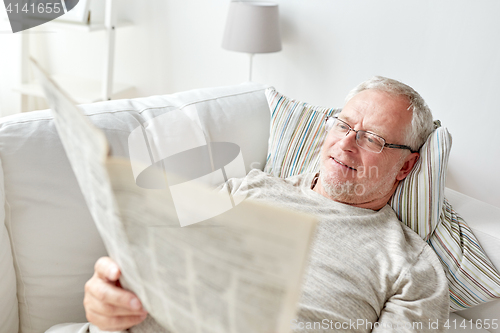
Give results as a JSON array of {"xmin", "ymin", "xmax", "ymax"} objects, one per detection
[{"xmin": 345, "ymin": 76, "xmax": 434, "ymax": 152}]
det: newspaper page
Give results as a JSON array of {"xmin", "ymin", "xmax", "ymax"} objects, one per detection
[
  {"xmin": 32, "ymin": 58, "xmax": 318, "ymax": 333},
  {"xmin": 108, "ymin": 159, "xmax": 317, "ymax": 333}
]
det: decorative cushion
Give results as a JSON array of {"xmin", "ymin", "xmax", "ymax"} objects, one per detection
[
  {"xmin": 0, "ymin": 83, "xmax": 270, "ymax": 333},
  {"xmin": 447, "ymin": 192, "xmax": 500, "ymax": 330},
  {"xmin": 263, "ymin": 87, "xmax": 500, "ymax": 311},
  {"xmin": 389, "ymin": 124, "xmax": 449, "ymax": 241},
  {"xmin": 444, "ymin": 188, "xmax": 500, "ymax": 273},
  {"xmin": 391, "ymin": 128, "xmax": 500, "ymax": 311},
  {"xmin": 263, "ymin": 87, "xmax": 340, "ymax": 178},
  {"xmin": 430, "ymin": 199, "xmax": 500, "ymax": 311}
]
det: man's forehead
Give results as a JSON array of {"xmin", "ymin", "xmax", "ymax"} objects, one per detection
[
  {"xmin": 339, "ymin": 111, "xmax": 390, "ymax": 139},
  {"xmin": 340, "ymin": 90, "xmax": 411, "ymax": 141}
]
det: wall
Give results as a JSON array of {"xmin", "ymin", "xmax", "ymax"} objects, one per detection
[
  {"xmin": 0, "ymin": 0, "xmax": 499, "ymax": 207},
  {"xmin": 0, "ymin": 14, "xmax": 22, "ymax": 117}
]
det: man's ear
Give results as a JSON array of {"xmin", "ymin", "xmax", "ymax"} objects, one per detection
[{"xmin": 396, "ymin": 152, "xmax": 419, "ymax": 181}]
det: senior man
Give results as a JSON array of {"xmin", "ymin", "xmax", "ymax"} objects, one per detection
[{"xmin": 84, "ymin": 77, "xmax": 449, "ymax": 332}]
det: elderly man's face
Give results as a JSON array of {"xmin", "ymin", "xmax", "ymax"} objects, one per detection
[{"xmin": 315, "ymin": 89, "xmax": 419, "ymax": 210}]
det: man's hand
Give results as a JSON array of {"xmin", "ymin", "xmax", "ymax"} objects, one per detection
[{"xmin": 84, "ymin": 257, "xmax": 148, "ymax": 331}]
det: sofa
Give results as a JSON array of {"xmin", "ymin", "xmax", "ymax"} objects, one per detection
[{"xmin": 0, "ymin": 82, "xmax": 499, "ymax": 333}]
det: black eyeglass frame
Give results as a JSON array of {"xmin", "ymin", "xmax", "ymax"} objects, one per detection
[{"xmin": 325, "ymin": 116, "xmax": 418, "ymax": 154}]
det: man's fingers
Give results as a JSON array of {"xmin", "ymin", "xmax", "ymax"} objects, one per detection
[
  {"xmin": 94, "ymin": 256, "xmax": 120, "ymax": 281},
  {"xmin": 86, "ymin": 277, "xmax": 144, "ymax": 311},
  {"xmin": 85, "ymin": 257, "xmax": 147, "ymax": 331},
  {"xmin": 86, "ymin": 309, "xmax": 148, "ymax": 332},
  {"xmin": 86, "ymin": 295, "xmax": 147, "ymax": 317}
]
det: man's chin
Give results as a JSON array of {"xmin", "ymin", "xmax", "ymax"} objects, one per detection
[{"xmin": 319, "ymin": 173, "xmax": 367, "ymax": 203}]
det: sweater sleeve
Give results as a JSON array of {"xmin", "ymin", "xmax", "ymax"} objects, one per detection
[{"xmin": 373, "ymin": 245, "xmax": 449, "ymax": 333}]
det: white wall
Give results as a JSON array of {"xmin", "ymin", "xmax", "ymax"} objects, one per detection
[
  {"xmin": 0, "ymin": 13, "xmax": 22, "ymax": 117},
  {"xmin": 1, "ymin": 0, "xmax": 499, "ymax": 207}
]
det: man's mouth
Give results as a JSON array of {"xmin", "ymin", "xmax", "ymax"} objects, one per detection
[{"xmin": 331, "ymin": 157, "xmax": 357, "ymax": 171}]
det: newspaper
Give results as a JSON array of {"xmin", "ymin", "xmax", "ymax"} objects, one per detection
[{"xmin": 32, "ymin": 58, "xmax": 317, "ymax": 333}]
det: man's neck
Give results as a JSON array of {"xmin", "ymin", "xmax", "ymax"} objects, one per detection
[{"xmin": 311, "ymin": 174, "xmax": 397, "ymax": 211}]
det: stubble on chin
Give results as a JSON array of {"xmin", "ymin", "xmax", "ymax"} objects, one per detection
[
  {"xmin": 319, "ymin": 163, "xmax": 359, "ymax": 203},
  {"xmin": 318, "ymin": 159, "xmax": 401, "ymax": 205}
]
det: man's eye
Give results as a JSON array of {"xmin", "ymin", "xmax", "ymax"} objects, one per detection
[
  {"xmin": 336, "ymin": 123, "xmax": 348, "ymax": 130},
  {"xmin": 363, "ymin": 134, "xmax": 382, "ymax": 146}
]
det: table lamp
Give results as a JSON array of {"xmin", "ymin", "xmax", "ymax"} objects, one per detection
[{"xmin": 222, "ymin": 1, "xmax": 282, "ymax": 81}]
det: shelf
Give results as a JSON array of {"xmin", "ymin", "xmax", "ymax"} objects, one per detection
[
  {"xmin": 34, "ymin": 20, "xmax": 133, "ymax": 32},
  {"xmin": 1, "ymin": 17, "xmax": 132, "ymax": 33},
  {"xmin": 14, "ymin": 74, "xmax": 134, "ymax": 104},
  {"xmin": 12, "ymin": 0, "xmax": 131, "ymax": 112}
]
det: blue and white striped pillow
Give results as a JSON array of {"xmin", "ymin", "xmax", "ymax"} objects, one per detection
[
  {"xmin": 389, "ymin": 124, "xmax": 450, "ymax": 241},
  {"xmin": 389, "ymin": 126, "xmax": 500, "ymax": 311},
  {"xmin": 263, "ymin": 88, "xmax": 340, "ymax": 178},
  {"xmin": 264, "ymin": 87, "xmax": 500, "ymax": 311}
]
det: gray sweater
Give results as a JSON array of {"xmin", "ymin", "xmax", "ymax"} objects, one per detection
[
  {"xmin": 224, "ymin": 170, "xmax": 449, "ymax": 332},
  {"xmin": 129, "ymin": 170, "xmax": 449, "ymax": 333}
]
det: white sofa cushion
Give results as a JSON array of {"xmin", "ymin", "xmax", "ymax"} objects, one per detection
[
  {"xmin": 45, "ymin": 323, "xmax": 90, "ymax": 333},
  {"xmin": 448, "ymin": 312, "xmax": 494, "ymax": 332},
  {"xmin": 0, "ymin": 83, "xmax": 270, "ymax": 333},
  {"xmin": 0, "ymin": 159, "xmax": 18, "ymax": 333}
]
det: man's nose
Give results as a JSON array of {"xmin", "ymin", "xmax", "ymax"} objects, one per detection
[{"xmin": 337, "ymin": 130, "xmax": 358, "ymax": 151}]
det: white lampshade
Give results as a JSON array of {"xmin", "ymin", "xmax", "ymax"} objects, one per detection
[{"xmin": 222, "ymin": 2, "xmax": 282, "ymax": 54}]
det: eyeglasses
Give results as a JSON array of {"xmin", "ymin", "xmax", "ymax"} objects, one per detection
[{"xmin": 325, "ymin": 116, "xmax": 417, "ymax": 154}]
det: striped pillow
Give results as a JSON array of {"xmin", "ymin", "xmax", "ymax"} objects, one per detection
[
  {"xmin": 390, "ymin": 126, "xmax": 500, "ymax": 311},
  {"xmin": 263, "ymin": 88, "xmax": 340, "ymax": 178},
  {"xmin": 389, "ymin": 124, "xmax": 450, "ymax": 241},
  {"xmin": 430, "ymin": 200, "xmax": 500, "ymax": 311},
  {"xmin": 264, "ymin": 87, "xmax": 500, "ymax": 311}
]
